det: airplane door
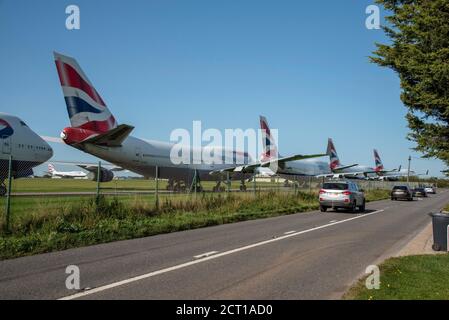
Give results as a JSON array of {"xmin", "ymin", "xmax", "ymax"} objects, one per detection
[
  {"xmin": 135, "ymin": 147, "xmax": 142, "ymax": 163},
  {"xmin": 2, "ymin": 136, "xmax": 11, "ymax": 154}
]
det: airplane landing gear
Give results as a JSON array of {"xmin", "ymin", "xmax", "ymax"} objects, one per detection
[
  {"xmin": 190, "ymin": 170, "xmax": 203, "ymax": 193},
  {"xmin": 166, "ymin": 179, "xmax": 187, "ymax": 192},
  {"xmin": 239, "ymin": 179, "xmax": 247, "ymax": 192},
  {"xmin": 212, "ymin": 180, "xmax": 225, "ymax": 193},
  {"xmin": 0, "ymin": 183, "xmax": 6, "ymax": 197}
]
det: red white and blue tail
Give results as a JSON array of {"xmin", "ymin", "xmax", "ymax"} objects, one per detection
[
  {"xmin": 54, "ymin": 52, "xmax": 117, "ymax": 133},
  {"xmin": 373, "ymin": 149, "xmax": 384, "ymax": 172},
  {"xmin": 260, "ymin": 116, "xmax": 279, "ymax": 162},
  {"xmin": 326, "ymin": 138, "xmax": 340, "ymax": 170},
  {"xmin": 48, "ymin": 164, "xmax": 56, "ymax": 174}
]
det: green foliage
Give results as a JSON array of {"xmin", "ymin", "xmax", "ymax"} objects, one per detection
[
  {"xmin": 371, "ymin": 0, "xmax": 449, "ymax": 170},
  {"xmin": 345, "ymin": 254, "xmax": 449, "ymax": 300}
]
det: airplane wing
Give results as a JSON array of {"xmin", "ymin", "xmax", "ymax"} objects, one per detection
[
  {"xmin": 50, "ymin": 161, "xmax": 126, "ymax": 172},
  {"xmin": 316, "ymin": 171, "xmax": 367, "ymax": 178},
  {"xmin": 81, "ymin": 124, "xmax": 134, "ymax": 147},
  {"xmin": 258, "ymin": 154, "xmax": 327, "ymax": 168},
  {"xmin": 375, "ymin": 165, "xmax": 402, "ymax": 176},
  {"xmin": 332, "ymin": 164, "xmax": 358, "ymax": 171},
  {"xmin": 316, "ymin": 169, "xmax": 383, "ymax": 178},
  {"xmin": 210, "ymin": 153, "xmax": 327, "ymax": 176}
]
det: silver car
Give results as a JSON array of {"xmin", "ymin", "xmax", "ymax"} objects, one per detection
[{"xmin": 319, "ymin": 180, "xmax": 366, "ymax": 212}]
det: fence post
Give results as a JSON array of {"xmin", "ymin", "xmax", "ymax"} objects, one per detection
[
  {"xmin": 96, "ymin": 161, "xmax": 101, "ymax": 205},
  {"xmin": 226, "ymin": 172, "xmax": 230, "ymax": 197},
  {"xmin": 253, "ymin": 174, "xmax": 257, "ymax": 196},
  {"xmin": 308, "ymin": 176, "xmax": 312, "ymax": 194},
  {"xmin": 155, "ymin": 166, "xmax": 159, "ymax": 210},
  {"xmin": 4, "ymin": 155, "xmax": 12, "ymax": 232}
]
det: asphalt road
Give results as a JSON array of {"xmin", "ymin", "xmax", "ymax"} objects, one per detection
[{"xmin": 0, "ymin": 190, "xmax": 448, "ymax": 300}]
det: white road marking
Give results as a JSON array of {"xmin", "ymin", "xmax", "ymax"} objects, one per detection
[
  {"xmin": 59, "ymin": 208, "xmax": 386, "ymax": 300},
  {"xmin": 194, "ymin": 251, "xmax": 218, "ymax": 259},
  {"xmin": 284, "ymin": 231, "xmax": 296, "ymax": 235},
  {"xmin": 329, "ymin": 220, "xmax": 338, "ymax": 223}
]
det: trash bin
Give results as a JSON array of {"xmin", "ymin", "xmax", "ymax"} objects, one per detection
[{"xmin": 429, "ymin": 212, "xmax": 449, "ymax": 252}]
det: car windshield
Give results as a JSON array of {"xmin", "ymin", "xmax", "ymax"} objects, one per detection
[
  {"xmin": 323, "ymin": 183, "xmax": 348, "ymax": 190},
  {"xmin": 393, "ymin": 186, "xmax": 407, "ymax": 190}
]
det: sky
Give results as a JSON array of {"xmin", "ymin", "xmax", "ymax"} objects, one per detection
[{"xmin": 0, "ymin": 0, "xmax": 445, "ymax": 176}]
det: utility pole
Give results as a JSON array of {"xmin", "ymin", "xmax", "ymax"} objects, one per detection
[{"xmin": 407, "ymin": 155, "xmax": 411, "ymax": 186}]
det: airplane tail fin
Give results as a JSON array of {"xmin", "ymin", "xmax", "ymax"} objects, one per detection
[
  {"xmin": 374, "ymin": 149, "xmax": 384, "ymax": 172},
  {"xmin": 54, "ymin": 52, "xmax": 117, "ymax": 134},
  {"xmin": 48, "ymin": 164, "xmax": 55, "ymax": 174},
  {"xmin": 260, "ymin": 116, "xmax": 279, "ymax": 161},
  {"xmin": 327, "ymin": 138, "xmax": 340, "ymax": 170}
]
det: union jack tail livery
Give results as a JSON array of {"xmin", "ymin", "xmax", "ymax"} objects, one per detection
[
  {"xmin": 54, "ymin": 52, "xmax": 117, "ymax": 135},
  {"xmin": 326, "ymin": 138, "xmax": 340, "ymax": 170},
  {"xmin": 48, "ymin": 164, "xmax": 56, "ymax": 174},
  {"xmin": 260, "ymin": 116, "xmax": 279, "ymax": 162},
  {"xmin": 374, "ymin": 149, "xmax": 384, "ymax": 172}
]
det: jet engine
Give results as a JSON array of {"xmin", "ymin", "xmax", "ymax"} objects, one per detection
[{"xmin": 87, "ymin": 168, "xmax": 114, "ymax": 182}]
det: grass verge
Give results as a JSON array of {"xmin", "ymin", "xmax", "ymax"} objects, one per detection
[
  {"xmin": 345, "ymin": 254, "xmax": 449, "ymax": 300},
  {"xmin": 0, "ymin": 189, "xmax": 390, "ymax": 260}
]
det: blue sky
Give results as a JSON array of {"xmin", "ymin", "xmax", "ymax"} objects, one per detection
[{"xmin": 0, "ymin": 0, "xmax": 444, "ymax": 176}]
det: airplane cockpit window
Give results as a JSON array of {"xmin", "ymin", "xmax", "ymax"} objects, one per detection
[{"xmin": 20, "ymin": 121, "xmax": 28, "ymax": 127}]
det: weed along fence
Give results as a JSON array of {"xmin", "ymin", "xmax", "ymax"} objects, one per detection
[{"xmin": 0, "ymin": 157, "xmax": 420, "ymax": 234}]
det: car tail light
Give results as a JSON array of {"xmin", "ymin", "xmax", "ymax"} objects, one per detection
[
  {"xmin": 344, "ymin": 199, "xmax": 349, "ymax": 203},
  {"xmin": 342, "ymin": 190, "xmax": 351, "ymax": 196},
  {"xmin": 319, "ymin": 189, "xmax": 326, "ymax": 194}
]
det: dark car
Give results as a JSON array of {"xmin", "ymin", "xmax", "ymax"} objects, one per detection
[
  {"xmin": 413, "ymin": 187, "xmax": 428, "ymax": 198},
  {"xmin": 391, "ymin": 185, "xmax": 413, "ymax": 201}
]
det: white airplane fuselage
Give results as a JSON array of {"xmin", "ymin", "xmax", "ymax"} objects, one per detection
[
  {"xmin": 52, "ymin": 170, "xmax": 87, "ymax": 178},
  {"xmin": 273, "ymin": 158, "xmax": 331, "ymax": 177},
  {"xmin": 0, "ymin": 113, "xmax": 53, "ymax": 181},
  {"xmin": 337, "ymin": 164, "xmax": 377, "ymax": 179},
  {"xmin": 75, "ymin": 135, "xmax": 253, "ymax": 182}
]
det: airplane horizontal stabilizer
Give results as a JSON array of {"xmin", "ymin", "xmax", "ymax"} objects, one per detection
[{"xmin": 82, "ymin": 124, "xmax": 134, "ymax": 147}]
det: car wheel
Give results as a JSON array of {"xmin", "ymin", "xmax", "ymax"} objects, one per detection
[
  {"xmin": 391, "ymin": 197, "xmax": 395, "ymax": 201},
  {"xmin": 320, "ymin": 206, "xmax": 327, "ymax": 212},
  {"xmin": 432, "ymin": 243, "xmax": 441, "ymax": 252},
  {"xmin": 350, "ymin": 201, "xmax": 357, "ymax": 213},
  {"xmin": 359, "ymin": 200, "xmax": 366, "ymax": 213}
]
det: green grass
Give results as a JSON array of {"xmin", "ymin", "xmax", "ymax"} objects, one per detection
[
  {"xmin": 0, "ymin": 189, "xmax": 391, "ymax": 260},
  {"xmin": 345, "ymin": 254, "xmax": 449, "ymax": 300},
  {"xmin": 9, "ymin": 178, "xmax": 285, "ymax": 193}
]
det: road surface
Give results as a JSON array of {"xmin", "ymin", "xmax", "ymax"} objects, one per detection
[{"xmin": 0, "ymin": 190, "xmax": 447, "ymax": 300}]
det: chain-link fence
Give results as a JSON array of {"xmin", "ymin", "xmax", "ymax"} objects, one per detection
[{"xmin": 0, "ymin": 157, "xmax": 426, "ymax": 233}]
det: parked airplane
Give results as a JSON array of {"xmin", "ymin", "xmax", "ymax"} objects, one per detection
[
  {"xmin": 0, "ymin": 113, "xmax": 53, "ymax": 195},
  {"xmin": 249, "ymin": 116, "xmax": 329, "ymax": 178},
  {"xmin": 47, "ymin": 163, "xmax": 87, "ymax": 179},
  {"xmin": 372, "ymin": 149, "xmax": 407, "ymax": 180},
  {"xmin": 54, "ymin": 53, "xmax": 322, "ymax": 191},
  {"xmin": 322, "ymin": 138, "xmax": 375, "ymax": 179},
  {"xmin": 372, "ymin": 149, "xmax": 430, "ymax": 180}
]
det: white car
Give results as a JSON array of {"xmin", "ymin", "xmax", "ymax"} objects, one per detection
[{"xmin": 424, "ymin": 186, "xmax": 435, "ymax": 194}]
